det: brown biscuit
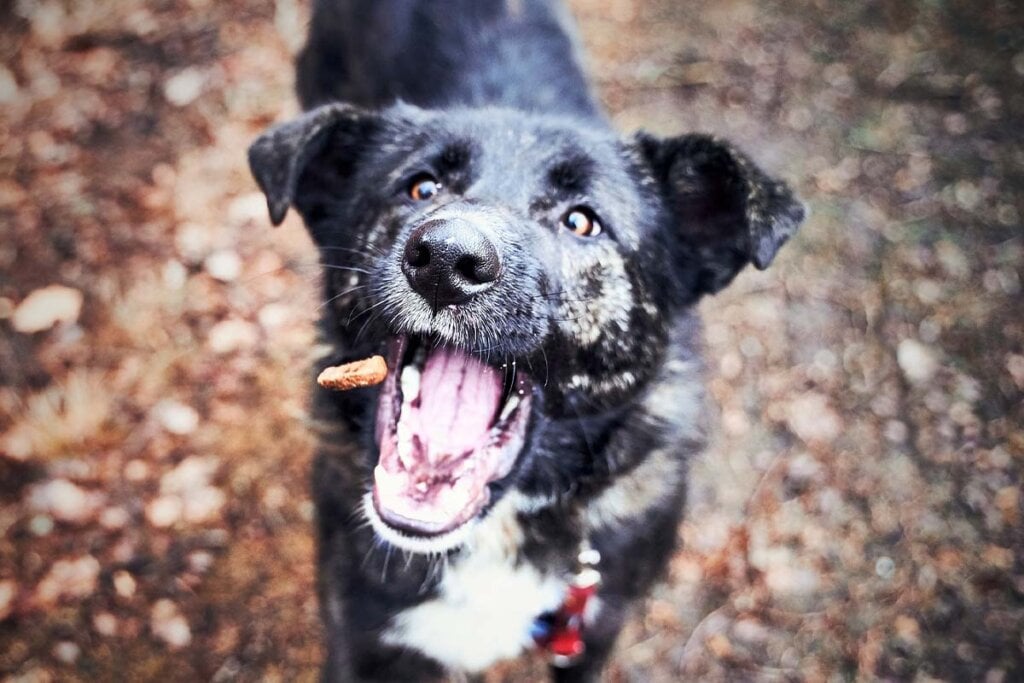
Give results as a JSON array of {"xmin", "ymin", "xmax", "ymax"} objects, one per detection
[{"xmin": 317, "ymin": 355, "xmax": 388, "ymax": 391}]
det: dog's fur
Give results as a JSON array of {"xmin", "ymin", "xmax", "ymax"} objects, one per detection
[{"xmin": 248, "ymin": 1, "xmax": 804, "ymax": 680}]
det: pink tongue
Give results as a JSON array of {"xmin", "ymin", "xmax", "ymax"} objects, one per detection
[{"xmin": 410, "ymin": 347, "xmax": 503, "ymax": 461}]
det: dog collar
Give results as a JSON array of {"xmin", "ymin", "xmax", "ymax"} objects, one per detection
[{"xmin": 530, "ymin": 542, "xmax": 602, "ymax": 667}]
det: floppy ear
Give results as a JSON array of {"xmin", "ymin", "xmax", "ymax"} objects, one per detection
[
  {"xmin": 247, "ymin": 103, "xmax": 378, "ymax": 226},
  {"xmin": 637, "ymin": 133, "xmax": 806, "ymax": 295}
]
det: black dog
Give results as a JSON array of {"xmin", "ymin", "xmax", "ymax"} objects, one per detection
[{"xmin": 248, "ymin": 0, "xmax": 804, "ymax": 680}]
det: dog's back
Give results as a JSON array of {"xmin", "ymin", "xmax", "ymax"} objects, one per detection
[{"xmin": 297, "ymin": 0, "xmax": 600, "ymax": 117}]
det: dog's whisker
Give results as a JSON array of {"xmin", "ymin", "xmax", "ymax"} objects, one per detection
[
  {"xmin": 319, "ymin": 244, "xmax": 387, "ymax": 259},
  {"xmin": 316, "ymin": 284, "xmax": 370, "ymax": 312},
  {"xmin": 381, "ymin": 544, "xmax": 394, "ymax": 583},
  {"xmin": 346, "ymin": 297, "xmax": 390, "ymax": 328},
  {"xmin": 318, "ymin": 263, "xmax": 374, "ymax": 276}
]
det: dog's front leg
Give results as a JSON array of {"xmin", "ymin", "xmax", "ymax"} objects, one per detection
[
  {"xmin": 315, "ymin": 461, "xmax": 447, "ymax": 682},
  {"xmin": 320, "ymin": 574, "xmax": 446, "ymax": 683},
  {"xmin": 321, "ymin": 636, "xmax": 445, "ymax": 683}
]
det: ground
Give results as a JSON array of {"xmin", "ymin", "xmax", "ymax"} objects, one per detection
[{"xmin": 0, "ymin": 0, "xmax": 1022, "ymax": 681}]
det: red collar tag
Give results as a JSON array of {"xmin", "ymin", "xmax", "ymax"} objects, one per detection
[{"xmin": 531, "ymin": 546, "xmax": 601, "ymax": 667}]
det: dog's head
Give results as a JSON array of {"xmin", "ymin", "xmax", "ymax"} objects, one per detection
[{"xmin": 249, "ymin": 102, "xmax": 804, "ymax": 551}]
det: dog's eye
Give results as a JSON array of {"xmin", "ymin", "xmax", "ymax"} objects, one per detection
[
  {"xmin": 561, "ymin": 207, "xmax": 602, "ymax": 237},
  {"xmin": 409, "ymin": 174, "xmax": 441, "ymax": 201}
]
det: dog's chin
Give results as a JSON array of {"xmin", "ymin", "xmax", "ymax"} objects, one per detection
[{"xmin": 367, "ymin": 334, "xmax": 533, "ymax": 553}]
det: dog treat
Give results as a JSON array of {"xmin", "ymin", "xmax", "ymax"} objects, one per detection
[{"xmin": 317, "ymin": 355, "xmax": 388, "ymax": 391}]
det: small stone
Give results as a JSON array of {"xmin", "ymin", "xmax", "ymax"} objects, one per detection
[
  {"xmin": 124, "ymin": 459, "xmax": 150, "ymax": 481},
  {"xmin": 146, "ymin": 495, "xmax": 183, "ymax": 528},
  {"xmin": 99, "ymin": 506, "xmax": 130, "ymax": 530},
  {"xmin": 996, "ymin": 203, "xmax": 1020, "ymax": 227},
  {"xmin": 954, "ymin": 181, "xmax": 981, "ymax": 210},
  {"xmin": 187, "ymin": 550, "xmax": 215, "ymax": 574},
  {"xmin": 718, "ymin": 352, "xmax": 743, "ymax": 379},
  {"xmin": 0, "ymin": 579, "xmax": 16, "ymax": 620},
  {"xmin": 722, "ymin": 408, "xmax": 749, "ymax": 436},
  {"xmin": 208, "ymin": 319, "xmax": 259, "ymax": 354},
  {"xmin": 706, "ymin": 632, "xmax": 732, "ymax": 659},
  {"xmin": 1014, "ymin": 51, "xmax": 1024, "ymax": 76},
  {"xmin": 35, "ymin": 556, "xmax": 101, "ymax": 605},
  {"xmin": 93, "ymin": 611, "xmax": 118, "ymax": 636},
  {"xmin": 786, "ymin": 106, "xmax": 813, "ymax": 131},
  {"xmin": 204, "ymin": 249, "xmax": 242, "ymax": 282},
  {"xmin": 11, "ymin": 667, "xmax": 53, "ymax": 683},
  {"xmin": 732, "ymin": 618, "xmax": 769, "ymax": 645},
  {"xmin": 987, "ymin": 668, "xmax": 1007, "ymax": 683},
  {"xmin": 786, "ymin": 452, "xmax": 823, "ymax": 484},
  {"xmin": 227, "ymin": 192, "xmax": 270, "ymax": 227},
  {"xmin": 163, "ymin": 67, "xmax": 206, "ymax": 107},
  {"xmin": 897, "ymin": 339, "xmax": 938, "ymax": 384},
  {"xmin": 0, "ymin": 65, "xmax": 20, "ymax": 104},
  {"xmin": 875, "ymin": 556, "xmax": 896, "ymax": 579},
  {"xmin": 154, "ymin": 456, "xmax": 226, "ymax": 525},
  {"xmin": 1, "ymin": 428, "xmax": 33, "ymax": 461},
  {"xmin": 28, "ymin": 515, "xmax": 54, "ymax": 536},
  {"xmin": 982, "ymin": 545, "xmax": 1013, "ymax": 569},
  {"xmin": 994, "ymin": 487, "xmax": 1019, "ymax": 526},
  {"xmin": 27, "ymin": 479, "xmax": 104, "ymax": 524},
  {"xmin": 884, "ymin": 420, "xmax": 909, "ymax": 443},
  {"xmin": 765, "ymin": 564, "xmax": 820, "ymax": 598},
  {"xmin": 163, "ymin": 259, "xmax": 188, "ymax": 289},
  {"xmin": 151, "ymin": 599, "xmax": 192, "ymax": 648},
  {"xmin": 152, "ymin": 400, "xmax": 200, "ymax": 435},
  {"xmin": 257, "ymin": 303, "xmax": 290, "ymax": 330},
  {"xmin": 1006, "ymin": 354, "xmax": 1024, "ymax": 389},
  {"xmin": 113, "ymin": 570, "xmax": 136, "ymax": 598},
  {"xmin": 11, "ymin": 285, "xmax": 83, "ymax": 333},
  {"xmin": 262, "ymin": 485, "xmax": 287, "ymax": 509},
  {"xmin": 785, "ymin": 392, "xmax": 842, "ymax": 444},
  {"xmin": 175, "ymin": 222, "xmax": 214, "ymax": 264},
  {"xmin": 943, "ymin": 113, "xmax": 968, "ymax": 135},
  {"xmin": 161, "ymin": 456, "xmax": 219, "ymax": 494},
  {"xmin": 182, "ymin": 486, "xmax": 226, "ymax": 524},
  {"xmin": 894, "ymin": 615, "xmax": 920, "ymax": 645},
  {"xmin": 52, "ymin": 640, "xmax": 80, "ymax": 664}
]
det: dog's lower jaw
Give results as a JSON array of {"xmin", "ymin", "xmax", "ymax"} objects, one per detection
[
  {"xmin": 361, "ymin": 492, "xmax": 482, "ymax": 554},
  {"xmin": 362, "ymin": 483, "xmax": 556, "ymax": 555}
]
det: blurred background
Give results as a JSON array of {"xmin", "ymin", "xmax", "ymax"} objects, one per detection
[{"xmin": 1, "ymin": 0, "xmax": 1022, "ymax": 680}]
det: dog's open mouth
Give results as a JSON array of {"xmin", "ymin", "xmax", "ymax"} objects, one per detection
[{"xmin": 372, "ymin": 335, "xmax": 532, "ymax": 537}]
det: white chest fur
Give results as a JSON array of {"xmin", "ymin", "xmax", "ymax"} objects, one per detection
[{"xmin": 382, "ymin": 498, "xmax": 566, "ymax": 673}]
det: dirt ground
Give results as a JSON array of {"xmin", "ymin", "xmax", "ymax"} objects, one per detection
[{"xmin": 1, "ymin": 0, "xmax": 1021, "ymax": 680}]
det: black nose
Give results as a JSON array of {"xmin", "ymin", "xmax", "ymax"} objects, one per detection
[{"xmin": 401, "ymin": 218, "xmax": 502, "ymax": 307}]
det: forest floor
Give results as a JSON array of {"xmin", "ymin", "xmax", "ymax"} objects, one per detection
[{"xmin": 1, "ymin": 0, "xmax": 1021, "ymax": 680}]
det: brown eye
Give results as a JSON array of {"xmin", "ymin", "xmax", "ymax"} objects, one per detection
[
  {"xmin": 561, "ymin": 207, "xmax": 602, "ymax": 237},
  {"xmin": 409, "ymin": 174, "xmax": 441, "ymax": 201}
]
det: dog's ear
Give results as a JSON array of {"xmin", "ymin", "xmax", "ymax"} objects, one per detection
[
  {"xmin": 248, "ymin": 103, "xmax": 378, "ymax": 226},
  {"xmin": 636, "ymin": 133, "xmax": 806, "ymax": 295}
]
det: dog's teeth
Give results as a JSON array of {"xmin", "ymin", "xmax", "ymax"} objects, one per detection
[
  {"xmin": 397, "ymin": 418, "xmax": 414, "ymax": 468},
  {"xmin": 400, "ymin": 364, "xmax": 421, "ymax": 400},
  {"xmin": 396, "ymin": 364, "xmax": 421, "ymax": 469},
  {"xmin": 499, "ymin": 394, "xmax": 520, "ymax": 422}
]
